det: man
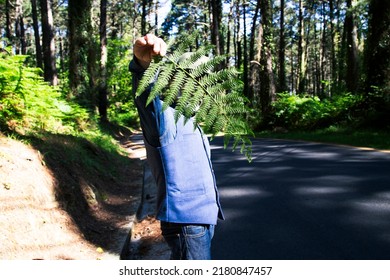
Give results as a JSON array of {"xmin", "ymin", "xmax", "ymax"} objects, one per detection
[{"xmin": 129, "ymin": 34, "xmax": 224, "ymax": 260}]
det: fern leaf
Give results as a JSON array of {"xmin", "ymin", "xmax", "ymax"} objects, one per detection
[
  {"xmin": 135, "ymin": 61, "xmax": 161, "ymax": 97},
  {"xmin": 162, "ymin": 70, "xmax": 187, "ymax": 110},
  {"xmin": 146, "ymin": 63, "xmax": 175, "ymax": 106},
  {"xmin": 135, "ymin": 33, "xmax": 253, "ymax": 161}
]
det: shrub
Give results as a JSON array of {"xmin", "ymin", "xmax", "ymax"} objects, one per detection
[
  {"xmin": 0, "ymin": 53, "xmax": 90, "ymax": 135},
  {"xmin": 271, "ymin": 92, "xmax": 363, "ymax": 130}
]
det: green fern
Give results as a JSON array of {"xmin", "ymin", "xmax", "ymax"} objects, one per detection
[{"xmin": 136, "ymin": 34, "xmax": 253, "ymax": 161}]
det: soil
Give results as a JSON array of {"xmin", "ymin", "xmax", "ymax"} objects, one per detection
[
  {"xmin": 0, "ymin": 127, "xmax": 165, "ymax": 260},
  {"xmin": 127, "ymin": 216, "xmax": 170, "ymax": 260}
]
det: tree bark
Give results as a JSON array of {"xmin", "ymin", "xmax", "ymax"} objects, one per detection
[
  {"xmin": 365, "ymin": 0, "xmax": 390, "ymax": 94},
  {"xmin": 259, "ymin": 0, "xmax": 275, "ymax": 125},
  {"xmin": 278, "ymin": 0, "xmax": 287, "ymax": 93},
  {"xmin": 329, "ymin": 0, "xmax": 337, "ymax": 95},
  {"xmin": 141, "ymin": 0, "xmax": 148, "ymax": 35},
  {"xmin": 345, "ymin": 0, "xmax": 359, "ymax": 94},
  {"xmin": 242, "ymin": 0, "xmax": 249, "ymax": 99},
  {"xmin": 234, "ymin": 0, "xmax": 241, "ymax": 68},
  {"xmin": 15, "ymin": 0, "xmax": 26, "ymax": 55},
  {"xmin": 210, "ymin": 0, "xmax": 224, "ymax": 56},
  {"xmin": 99, "ymin": 0, "xmax": 108, "ymax": 121},
  {"xmin": 248, "ymin": 0, "xmax": 260, "ymax": 104},
  {"xmin": 297, "ymin": 0, "xmax": 307, "ymax": 93},
  {"xmin": 40, "ymin": 0, "xmax": 58, "ymax": 85},
  {"xmin": 31, "ymin": 0, "xmax": 43, "ymax": 69},
  {"xmin": 68, "ymin": 0, "xmax": 91, "ymax": 95},
  {"xmin": 226, "ymin": 0, "xmax": 235, "ymax": 66},
  {"xmin": 5, "ymin": 0, "xmax": 12, "ymax": 45}
]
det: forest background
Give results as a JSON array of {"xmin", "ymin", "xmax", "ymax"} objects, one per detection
[
  {"xmin": 1, "ymin": 0, "xmax": 390, "ymax": 141},
  {"xmin": 0, "ymin": 0, "xmax": 390, "ymax": 259}
]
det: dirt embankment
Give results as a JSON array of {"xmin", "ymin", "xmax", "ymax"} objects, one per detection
[{"xmin": 0, "ymin": 131, "xmax": 144, "ymax": 260}]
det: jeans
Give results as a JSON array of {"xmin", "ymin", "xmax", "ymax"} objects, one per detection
[{"xmin": 161, "ymin": 222, "xmax": 215, "ymax": 260}]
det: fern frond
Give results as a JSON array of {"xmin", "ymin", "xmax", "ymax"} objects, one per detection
[
  {"xmin": 146, "ymin": 63, "xmax": 175, "ymax": 105},
  {"xmin": 135, "ymin": 61, "xmax": 161, "ymax": 97},
  {"xmin": 136, "ymin": 33, "xmax": 254, "ymax": 161},
  {"xmin": 162, "ymin": 70, "xmax": 187, "ymax": 110}
]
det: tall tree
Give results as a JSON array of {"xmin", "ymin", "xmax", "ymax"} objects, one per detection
[
  {"xmin": 98, "ymin": 0, "xmax": 108, "ymax": 121},
  {"xmin": 364, "ymin": 0, "xmax": 390, "ymax": 95},
  {"xmin": 40, "ymin": 0, "xmax": 58, "ymax": 85},
  {"xmin": 141, "ymin": 0, "xmax": 148, "ymax": 35},
  {"xmin": 242, "ymin": 0, "xmax": 249, "ymax": 98},
  {"xmin": 226, "ymin": 0, "xmax": 235, "ymax": 66},
  {"xmin": 234, "ymin": 0, "xmax": 242, "ymax": 68},
  {"xmin": 5, "ymin": 0, "xmax": 12, "ymax": 45},
  {"xmin": 31, "ymin": 0, "xmax": 43, "ymax": 69},
  {"xmin": 15, "ymin": 0, "xmax": 26, "ymax": 54},
  {"xmin": 278, "ymin": 0, "xmax": 287, "ymax": 92},
  {"xmin": 345, "ymin": 0, "xmax": 359, "ymax": 93},
  {"xmin": 297, "ymin": 0, "xmax": 307, "ymax": 93},
  {"xmin": 68, "ymin": 0, "xmax": 92, "ymax": 95},
  {"xmin": 258, "ymin": 0, "xmax": 275, "ymax": 124},
  {"xmin": 329, "ymin": 0, "xmax": 337, "ymax": 94},
  {"xmin": 210, "ymin": 0, "xmax": 224, "ymax": 56},
  {"xmin": 248, "ymin": 0, "xmax": 260, "ymax": 103}
]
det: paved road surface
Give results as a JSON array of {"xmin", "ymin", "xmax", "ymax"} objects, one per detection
[{"xmin": 210, "ymin": 138, "xmax": 390, "ymax": 260}]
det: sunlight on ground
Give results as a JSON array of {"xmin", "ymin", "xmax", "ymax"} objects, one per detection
[{"xmin": 0, "ymin": 136, "xmax": 106, "ymax": 260}]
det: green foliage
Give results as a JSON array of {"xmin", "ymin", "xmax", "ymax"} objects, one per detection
[
  {"xmin": 136, "ymin": 34, "xmax": 253, "ymax": 160},
  {"xmin": 106, "ymin": 38, "xmax": 139, "ymax": 127},
  {"xmin": 0, "ymin": 55, "xmax": 25, "ymax": 129},
  {"xmin": 358, "ymin": 86, "xmax": 390, "ymax": 129},
  {"xmin": 0, "ymin": 53, "xmax": 90, "ymax": 135},
  {"xmin": 271, "ymin": 92, "xmax": 363, "ymax": 130}
]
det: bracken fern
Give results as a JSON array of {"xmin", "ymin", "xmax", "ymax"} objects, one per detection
[{"xmin": 136, "ymin": 34, "xmax": 253, "ymax": 161}]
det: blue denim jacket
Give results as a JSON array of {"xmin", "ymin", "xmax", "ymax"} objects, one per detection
[{"xmin": 130, "ymin": 58, "xmax": 224, "ymax": 225}]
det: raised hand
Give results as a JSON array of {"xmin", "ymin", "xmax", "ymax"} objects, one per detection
[{"xmin": 133, "ymin": 34, "xmax": 167, "ymax": 69}]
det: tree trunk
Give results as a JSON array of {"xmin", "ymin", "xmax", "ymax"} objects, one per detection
[
  {"xmin": 259, "ymin": 0, "xmax": 275, "ymax": 126},
  {"xmin": 31, "ymin": 0, "xmax": 43, "ymax": 69},
  {"xmin": 5, "ymin": 0, "xmax": 12, "ymax": 45},
  {"xmin": 210, "ymin": 0, "xmax": 224, "ymax": 56},
  {"xmin": 226, "ymin": 0, "xmax": 235, "ymax": 66},
  {"xmin": 141, "ymin": 0, "xmax": 148, "ymax": 35},
  {"xmin": 234, "ymin": 0, "xmax": 241, "ymax": 68},
  {"xmin": 320, "ymin": 1, "xmax": 327, "ymax": 97},
  {"xmin": 15, "ymin": 0, "xmax": 26, "ymax": 55},
  {"xmin": 278, "ymin": 0, "xmax": 287, "ymax": 93},
  {"xmin": 365, "ymin": 0, "xmax": 390, "ymax": 94},
  {"xmin": 329, "ymin": 0, "xmax": 337, "ymax": 95},
  {"xmin": 297, "ymin": 0, "xmax": 307, "ymax": 93},
  {"xmin": 99, "ymin": 0, "xmax": 108, "ymax": 122},
  {"xmin": 154, "ymin": 0, "xmax": 159, "ymax": 35},
  {"xmin": 242, "ymin": 0, "xmax": 249, "ymax": 99},
  {"xmin": 248, "ymin": 0, "xmax": 260, "ymax": 104},
  {"xmin": 345, "ymin": 0, "xmax": 359, "ymax": 94},
  {"xmin": 68, "ymin": 0, "xmax": 91, "ymax": 95},
  {"xmin": 40, "ymin": 0, "xmax": 58, "ymax": 85}
]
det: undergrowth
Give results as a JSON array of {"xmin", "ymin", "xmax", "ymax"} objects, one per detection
[{"xmin": 0, "ymin": 51, "xmax": 127, "ymax": 161}]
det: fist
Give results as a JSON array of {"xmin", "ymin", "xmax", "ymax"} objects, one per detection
[{"xmin": 133, "ymin": 34, "xmax": 167, "ymax": 69}]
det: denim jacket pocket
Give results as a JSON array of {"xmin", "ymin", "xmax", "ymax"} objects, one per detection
[{"xmin": 158, "ymin": 132, "xmax": 210, "ymax": 199}]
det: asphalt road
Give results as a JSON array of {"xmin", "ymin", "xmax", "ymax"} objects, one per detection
[{"xmin": 210, "ymin": 137, "xmax": 390, "ymax": 260}]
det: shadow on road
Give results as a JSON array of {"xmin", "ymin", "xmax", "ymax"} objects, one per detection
[{"xmin": 211, "ymin": 138, "xmax": 390, "ymax": 260}]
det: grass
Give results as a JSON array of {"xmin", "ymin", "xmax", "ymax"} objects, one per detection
[{"xmin": 256, "ymin": 126, "xmax": 390, "ymax": 151}]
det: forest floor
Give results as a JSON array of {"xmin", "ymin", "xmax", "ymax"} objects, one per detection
[{"xmin": 0, "ymin": 125, "xmax": 166, "ymax": 260}]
